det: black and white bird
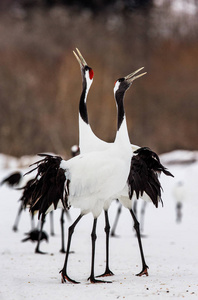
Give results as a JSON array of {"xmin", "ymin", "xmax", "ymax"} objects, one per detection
[
  {"xmin": 73, "ymin": 49, "xmax": 173, "ymax": 277},
  {"xmin": 26, "ymin": 66, "xmax": 141, "ymax": 284}
]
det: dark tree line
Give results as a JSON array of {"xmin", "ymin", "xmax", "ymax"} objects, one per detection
[{"xmin": 0, "ymin": 0, "xmax": 153, "ymax": 13}]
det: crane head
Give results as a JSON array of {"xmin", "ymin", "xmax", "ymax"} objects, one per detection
[
  {"xmin": 73, "ymin": 48, "xmax": 94, "ymax": 81},
  {"xmin": 114, "ymin": 67, "xmax": 146, "ymax": 94}
]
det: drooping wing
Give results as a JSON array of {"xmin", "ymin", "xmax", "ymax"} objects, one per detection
[
  {"xmin": 128, "ymin": 147, "xmax": 173, "ymax": 208},
  {"xmin": 24, "ymin": 154, "xmax": 67, "ymax": 218}
]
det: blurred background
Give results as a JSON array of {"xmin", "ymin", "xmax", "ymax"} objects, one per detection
[{"xmin": 0, "ymin": 0, "xmax": 198, "ymax": 158}]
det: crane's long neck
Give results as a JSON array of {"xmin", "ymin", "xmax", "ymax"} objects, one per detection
[
  {"xmin": 114, "ymin": 89, "xmax": 131, "ymax": 146},
  {"xmin": 78, "ymin": 73, "xmax": 94, "ymax": 153},
  {"xmin": 79, "ymin": 77, "xmax": 89, "ymax": 125}
]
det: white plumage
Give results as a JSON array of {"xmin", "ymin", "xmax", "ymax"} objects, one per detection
[{"xmin": 60, "ymin": 143, "xmax": 131, "ymax": 217}]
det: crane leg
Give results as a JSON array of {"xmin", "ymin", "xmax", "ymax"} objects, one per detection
[
  {"xmin": 65, "ymin": 209, "xmax": 72, "ymax": 222},
  {"xmin": 35, "ymin": 214, "xmax": 46, "ymax": 254},
  {"xmin": 12, "ymin": 202, "xmax": 23, "ymax": 232},
  {"xmin": 97, "ymin": 210, "xmax": 114, "ymax": 277},
  {"xmin": 60, "ymin": 214, "xmax": 82, "ymax": 284},
  {"xmin": 88, "ymin": 218, "xmax": 111, "ymax": 283},
  {"xmin": 111, "ymin": 202, "xmax": 122, "ymax": 237},
  {"xmin": 50, "ymin": 211, "xmax": 55, "ymax": 236},
  {"xmin": 133, "ymin": 199, "xmax": 137, "ymax": 217},
  {"xmin": 60, "ymin": 209, "xmax": 66, "ymax": 253},
  {"xmin": 129, "ymin": 209, "xmax": 149, "ymax": 276},
  {"xmin": 30, "ymin": 214, "xmax": 35, "ymax": 231},
  {"xmin": 140, "ymin": 202, "xmax": 147, "ymax": 232},
  {"xmin": 176, "ymin": 202, "xmax": 182, "ymax": 223}
]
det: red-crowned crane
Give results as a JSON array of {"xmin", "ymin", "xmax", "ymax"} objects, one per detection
[
  {"xmin": 25, "ymin": 68, "xmax": 144, "ymax": 284},
  {"xmin": 73, "ymin": 49, "xmax": 173, "ymax": 277}
]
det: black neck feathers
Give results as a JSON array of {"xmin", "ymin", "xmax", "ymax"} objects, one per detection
[
  {"xmin": 116, "ymin": 89, "xmax": 125, "ymax": 131},
  {"xmin": 115, "ymin": 80, "xmax": 130, "ymax": 130},
  {"xmin": 79, "ymin": 78, "xmax": 89, "ymax": 124}
]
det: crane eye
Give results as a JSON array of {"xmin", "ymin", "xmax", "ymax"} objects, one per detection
[
  {"xmin": 115, "ymin": 78, "xmax": 124, "ymax": 85},
  {"xmin": 89, "ymin": 69, "xmax": 94, "ymax": 80}
]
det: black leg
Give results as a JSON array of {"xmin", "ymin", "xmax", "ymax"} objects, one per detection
[
  {"xmin": 35, "ymin": 214, "xmax": 47, "ymax": 254},
  {"xmin": 50, "ymin": 211, "xmax": 55, "ymax": 236},
  {"xmin": 97, "ymin": 210, "xmax": 114, "ymax": 277},
  {"xmin": 111, "ymin": 201, "xmax": 122, "ymax": 237},
  {"xmin": 60, "ymin": 214, "xmax": 83, "ymax": 284},
  {"xmin": 176, "ymin": 202, "xmax": 182, "ymax": 223},
  {"xmin": 60, "ymin": 209, "xmax": 66, "ymax": 253},
  {"xmin": 12, "ymin": 202, "xmax": 23, "ymax": 232},
  {"xmin": 130, "ymin": 209, "xmax": 149, "ymax": 276},
  {"xmin": 30, "ymin": 214, "xmax": 35, "ymax": 231},
  {"xmin": 88, "ymin": 218, "xmax": 111, "ymax": 283}
]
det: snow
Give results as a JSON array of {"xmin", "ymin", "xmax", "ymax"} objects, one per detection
[{"xmin": 0, "ymin": 150, "xmax": 198, "ymax": 299}]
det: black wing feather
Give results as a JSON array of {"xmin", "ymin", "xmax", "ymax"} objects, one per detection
[
  {"xmin": 128, "ymin": 147, "xmax": 173, "ymax": 208},
  {"xmin": 22, "ymin": 154, "xmax": 67, "ymax": 219}
]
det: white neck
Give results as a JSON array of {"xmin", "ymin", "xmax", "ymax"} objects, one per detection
[
  {"xmin": 114, "ymin": 115, "xmax": 131, "ymax": 146},
  {"xmin": 85, "ymin": 71, "xmax": 92, "ymax": 101}
]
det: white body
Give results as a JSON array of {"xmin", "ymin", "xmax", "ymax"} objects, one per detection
[
  {"xmin": 79, "ymin": 111, "xmax": 140, "ymax": 211},
  {"xmin": 61, "ymin": 131, "xmax": 132, "ymax": 217}
]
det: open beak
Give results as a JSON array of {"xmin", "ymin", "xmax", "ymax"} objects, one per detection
[
  {"xmin": 73, "ymin": 48, "xmax": 87, "ymax": 68},
  {"xmin": 125, "ymin": 67, "xmax": 147, "ymax": 83}
]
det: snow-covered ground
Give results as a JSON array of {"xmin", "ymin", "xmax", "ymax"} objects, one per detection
[{"xmin": 0, "ymin": 150, "xmax": 198, "ymax": 299}]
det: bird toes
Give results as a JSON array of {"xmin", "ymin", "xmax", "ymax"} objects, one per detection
[
  {"xmin": 96, "ymin": 270, "xmax": 114, "ymax": 278},
  {"xmin": 136, "ymin": 267, "xmax": 149, "ymax": 277},
  {"xmin": 88, "ymin": 276, "xmax": 112, "ymax": 284},
  {"xmin": 60, "ymin": 270, "xmax": 80, "ymax": 284}
]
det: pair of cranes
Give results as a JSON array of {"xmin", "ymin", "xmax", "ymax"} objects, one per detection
[{"xmin": 24, "ymin": 49, "xmax": 173, "ymax": 284}]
